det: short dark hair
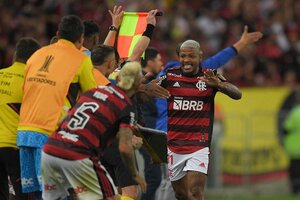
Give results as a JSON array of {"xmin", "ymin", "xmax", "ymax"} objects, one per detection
[
  {"xmin": 83, "ymin": 20, "xmax": 100, "ymax": 37},
  {"xmin": 49, "ymin": 36, "xmax": 59, "ymax": 44},
  {"xmin": 57, "ymin": 15, "xmax": 84, "ymax": 43},
  {"xmin": 141, "ymin": 47, "xmax": 159, "ymax": 68},
  {"xmin": 15, "ymin": 37, "xmax": 41, "ymax": 63},
  {"xmin": 91, "ymin": 45, "xmax": 115, "ymax": 65}
]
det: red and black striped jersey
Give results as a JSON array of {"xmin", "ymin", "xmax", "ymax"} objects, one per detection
[
  {"xmin": 43, "ymin": 85, "xmax": 136, "ymax": 160},
  {"xmin": 160, "ymin": 67, "xmax": 218, "ymax": 154}
]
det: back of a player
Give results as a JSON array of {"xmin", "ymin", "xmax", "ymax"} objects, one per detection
[
  {"xmin": 19, "ymin": 41, "xmax": 88, "ymax": 134},
  {"xmin": 42, "ymin": 85, "xmax": 133, "ymax": 199}
]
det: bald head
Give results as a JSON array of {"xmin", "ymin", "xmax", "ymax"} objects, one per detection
[{"xmin": 180, "ymin": 40, "xmax": 201, "ymax": 53}]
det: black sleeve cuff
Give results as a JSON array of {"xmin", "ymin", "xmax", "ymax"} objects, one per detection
[
  {"xmin": 142, "ymin": 24, "xmax": 155, "ymax": 39},
  {"xmin": 231, "ymin": 46, "xmax": 238, "ymax": 55}
]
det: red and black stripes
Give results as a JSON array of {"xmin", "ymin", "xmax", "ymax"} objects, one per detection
[
  {"xmin": 162, "ymin": 68, "xmax": 217, "ymax": 154},
  {"xmin": 43, "ymin": 85, "xmax": 134, "ymax": 160},
  {"xmin": 90, "ymin": 156, "xmax": 117, "ymax": 198}
]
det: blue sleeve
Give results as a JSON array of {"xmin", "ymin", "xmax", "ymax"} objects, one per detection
[
  {"xmin": 202, "ymin": 46, "xmax": 237, "ymax": 69},
  {"xmin": 109, "ymin": 79, "xmax": 117, "ymax": 85},
  {"xmin": 82, "ymin": 49, "xmax": 91, "ymax": 56},
  {"xmin": 156, "ymin": 71, "xmax": 165, "ymax": 78},
  {"xmin": 155, "ymin": 98, "xmax": 168, "ymax": 132}
]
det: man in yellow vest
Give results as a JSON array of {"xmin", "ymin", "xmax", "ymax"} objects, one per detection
[
  {"xmin": 0, "ymin": 37, "xmax": 40, "ymax": 200},
  {"xmin": 17, "ymin": 15, "xmax": 97, "ymax": 199}
]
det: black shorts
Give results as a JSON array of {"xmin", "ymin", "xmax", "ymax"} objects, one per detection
[
  {"xmin": 101, "ymin": 141, "xmax": 137, "ymax": 187},
  {"xmin": 0, "ymin": 147, "xmax": 30, "ymax": 200}
]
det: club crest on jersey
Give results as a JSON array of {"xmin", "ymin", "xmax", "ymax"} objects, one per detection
[{"xmin": 196, "ymin": 80, "xmax": 207, "ymax": 91}]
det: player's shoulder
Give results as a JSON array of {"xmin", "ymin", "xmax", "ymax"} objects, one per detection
[
  {"xmin": 95, "ymin": 85, "xmax": 129, "ymax": 100},
  {"xmin": 166, "ymin": 66, "xmax": 182, "ymax": 77},
  {"xmin": 27, "ymin": 45, "xmax": 54, "ymax": 61},
  {"xmin": 202, "ymin": 68, "xmax": 216, "ymax": 73},
  {"xmin": 0, "ymin": 67, "xmax": 8, "ymax": 73},
  {"xmin": 166, "ymin": 66, "xmax": 181, "ymax": 72},
  {"xmin": 0, "ymin": 64, "xmax": 18, "ymax": 74},
  {"xmin": 49, "ymin": 42, "xmax": 88, "ymax": 59}
]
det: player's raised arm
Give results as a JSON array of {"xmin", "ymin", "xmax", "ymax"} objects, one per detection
[
  {"xmin": 233, "ymin": 25, "xmax": 263, "ymax": 53},
  {"xmin": 103, "ymin": 5, "xmax": 124, "ymax": 46}
]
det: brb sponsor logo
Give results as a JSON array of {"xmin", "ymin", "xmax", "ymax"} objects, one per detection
[
  {"xmin": 173, "ymin": 97, "xmax": 203, "ymax": 111},
  {"xmin": 74, "ymin": 186, "xmax": 88, "ymax": 194}
]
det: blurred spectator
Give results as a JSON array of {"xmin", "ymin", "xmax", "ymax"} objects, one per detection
[
  {"xmin": 283, "ymin": 92, "xmax": 300, "ymax": 195},
  {"xmin": 0, "ymin": 0, "xmax": 300, "ymax": 86}
]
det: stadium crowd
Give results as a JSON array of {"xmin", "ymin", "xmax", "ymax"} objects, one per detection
[
  {"xmin": 0, "ymin": 0, "xmax": 300, "ymax": 87},
  {"xmin": 0, "ymin": 0, "xmax": 297, "ymax": 200}
]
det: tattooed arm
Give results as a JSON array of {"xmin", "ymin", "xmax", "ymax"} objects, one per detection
[
  {"xmin": 117, "ymin": 126, "xmax": 147, "ymax": 192},
  {"xmin": 216, "ymin": 81, "xmax": 242, "ymax": 100},
  {"xmin": 203, "ymin": 70, "xmax": 242, "ymax": 100}
]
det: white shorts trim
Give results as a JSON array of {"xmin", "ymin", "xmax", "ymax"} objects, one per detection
[{"xmin": 167, "ymin": 147, "xmax": 210, "ymax": 182}]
